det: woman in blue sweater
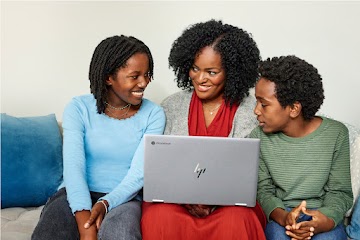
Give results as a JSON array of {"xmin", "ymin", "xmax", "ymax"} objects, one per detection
[{"xmin": 32, "ymin": 35, "xmax": 165, "ymax": 240}]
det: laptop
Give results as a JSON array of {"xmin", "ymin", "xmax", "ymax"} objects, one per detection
[{"xmin": 143, "ymin": 134, "xmax": 260, "ymax": 207}]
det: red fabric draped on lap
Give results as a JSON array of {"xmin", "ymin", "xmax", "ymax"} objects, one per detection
[
  {"xmin": 142, "ymin": 202, "xmax": 266, "ymax": 240},
  {"xmin": 141, "ymin": 92, "xmax": 266, "ymax": 239}
]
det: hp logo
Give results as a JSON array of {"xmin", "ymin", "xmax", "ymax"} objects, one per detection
[{"xmin": 194, "ymin": 163, "xmax": 206, "ymax": 178}]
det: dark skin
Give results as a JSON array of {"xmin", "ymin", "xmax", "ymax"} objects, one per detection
[
  {"xmin": 78, "ymin": 54, "xmax": 150, "ymax": 238},
  {"xmin": 270, "ymin": 201, "xmax": 335, "ymax": 240},
  {"xmin": 75, "ymin": 211, "xmax": 97, "ymax": 240},
  {"xmin": 74, "ymin": 54, "xmax": 150, "ymax": 239},
  {"xmin": 255, "ymin": 78, "xmax": 335, "ymax": 239},
  {"xmin": 184, "ymin": 46, "xmax": 225, "ymax": 218},
  {"xmin": 76, "ymin": 200, "xmax": 108, "ymax": 240},
  {"xmin": 183, "ymin": 204, "xmax": 215, "ymax": 218}
]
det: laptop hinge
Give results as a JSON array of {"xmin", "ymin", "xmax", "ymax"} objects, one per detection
[
  {"xmin": 235, "ymin": 203, "xmax": 247, "ymax": 206},
  {"xmin": 152, "ymin": 199, "xmax": 164, "ymax": 203}
]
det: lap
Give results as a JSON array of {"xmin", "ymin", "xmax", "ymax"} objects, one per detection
[
  {"xmin": 265, "ymin": 220, "xmax": 347, "ymax": 240},
  {"xmin": 31, "ymin": 188, "xmax": 78, "ymax": 240},
  {"xmin": 32, "ymin": 188, "xmax": 142, "ymax": 240},
  {"xmin": 99, "ymin": 200, "xmax": 142, "ymax": 240},
  {"xmin": 141, "ymin": 202, "xmax": 265, "ymax": 240}
]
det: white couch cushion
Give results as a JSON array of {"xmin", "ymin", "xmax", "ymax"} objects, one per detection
[{"xmin": 1, "ymin": 206, "xmax": 43, "ymax": 240}]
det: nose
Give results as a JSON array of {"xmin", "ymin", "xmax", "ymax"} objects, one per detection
[
  {"xmin": 197, "ymin": 72, "xmax": 208, "ymax": 83},
  {"xmin": 254, "ymin": 103, "xmax": 261, "ymax": 116},
  {"xmin": 137, "ymin": 76, "xmax": 149, "ymax": 88}
]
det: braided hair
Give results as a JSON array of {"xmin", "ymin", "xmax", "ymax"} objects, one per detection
[
  {"xmin": 89, "ymin": 35, "xmax": 154, "ymax": 114},
  {"xmin": 259, "ymin": 55, "xmax": 324, "ymax": 120},
  {"xmin": 169, "ymin": 19, "xmax": 260, "ymax": 105}
]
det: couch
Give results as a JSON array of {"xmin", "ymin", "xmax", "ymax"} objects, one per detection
[
  {"xmin": 1, "ymin": 113, "xmax": 360, "ymax": 240},
  {"xmin": 1, "ymin": 114, "xmax": 63, "ymax": 240}
]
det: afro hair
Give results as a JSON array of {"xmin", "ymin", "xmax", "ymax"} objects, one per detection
[
  {"xmin": 169, "ymin": 19, "xmax": 260, "ymax": 105},
  {"xmin": 259, "ymin": 55, "xmax": 324, "ymax": 120}
]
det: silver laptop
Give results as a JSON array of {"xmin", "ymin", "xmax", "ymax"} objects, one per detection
[{"xmin": 143, "ymin": 134, "xmax": 260, "ymax": 207}]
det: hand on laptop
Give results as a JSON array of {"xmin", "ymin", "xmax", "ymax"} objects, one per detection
[{"xmin": 183, "ymin": 204, "xmax": 215, "ymax": 218}]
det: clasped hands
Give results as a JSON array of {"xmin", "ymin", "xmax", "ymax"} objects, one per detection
[
  {"xmin": 183, "ymin": 204, "xmax": 216, "ymax": 218},
  {"xmin": 284, "ymin": 200, "xmax": 334, "ymax": 240}
]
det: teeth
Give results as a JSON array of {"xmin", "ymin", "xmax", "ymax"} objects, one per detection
[{"xmin": 132, "ymin": 91, "xmax": 143, "ymax": 97}]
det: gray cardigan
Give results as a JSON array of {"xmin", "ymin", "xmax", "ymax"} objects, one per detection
[{"xmin": 161, "ymin": 90, "xmax": 258, "ymax": 138}]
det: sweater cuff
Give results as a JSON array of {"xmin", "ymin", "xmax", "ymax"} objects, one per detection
[
  {"xmin": 317, "ymin": 207, "xmax": 343, "ymax": 227},
  {"xmin": 260, "ymin": 197, "xmax": 286, "ymax": 220}
]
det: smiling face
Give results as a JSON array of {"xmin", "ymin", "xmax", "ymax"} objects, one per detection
[
  {"xmin": 189, "ymin": 46, "xmax": 225, "ymax": 103},
  {"xmin": 106, "ymin": 52, "xmax": 150, "ymax": 106},
  {"xmin": 254, "ymin": 78, "xmax": 293, "ymax": 134}
]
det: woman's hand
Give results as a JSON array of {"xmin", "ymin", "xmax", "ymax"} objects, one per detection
[
  {"xmin": 75, "ymin": 210, "xmax": 98, "ymax": 240},
  {"xmin": 84, "ymin": 200, "xmax": 108, "ymax": 230},
  {"xmin": 183, "ymin": 204, "xmax": 214, "ymax": 218}
]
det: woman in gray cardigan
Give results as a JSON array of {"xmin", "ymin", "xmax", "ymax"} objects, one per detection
[{"xmin": 141, "ymin": 19, "xmax": 266, "ymax": 240}]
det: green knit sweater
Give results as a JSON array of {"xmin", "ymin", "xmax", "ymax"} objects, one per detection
[{"xmin": 250, "ymin": 117, "xmax": 353, "ymax": 226}]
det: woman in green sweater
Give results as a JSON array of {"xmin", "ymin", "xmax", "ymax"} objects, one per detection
[{"xmin": 250, "ymin": 55, "xmax": 353, "ymax": 240}]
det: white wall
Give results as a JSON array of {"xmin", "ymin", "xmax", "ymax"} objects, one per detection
[{"xmin": 1, "ymin": 1, "xmax": 359, "ymax": 129}]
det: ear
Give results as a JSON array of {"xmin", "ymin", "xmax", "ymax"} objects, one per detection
[
  {"xmin": 105, "ymin": 76, "xmax": 113, "ymax": 86},
  {"xmin": 289, "ymin": 101, "xmax": 302, "ymax": 118}
]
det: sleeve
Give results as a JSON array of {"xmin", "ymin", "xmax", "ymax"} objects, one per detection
[
  {"xmin": 100, "ymin": 106, "xmax": 166, "ymax": 211},
  {"xmin": 317, "ymin": 125, "xmax": 353, "ymax": 226},
  {"xmin": 250, "ymin": 127, "xmax": 286, "ymax": 220},
  {"xmin": 160, "ymin": 96, "xmax": 172, "ymax": 135},
  {"xmin": 62, "ymin": 99, "xmax": 92, "ymax": 214}
]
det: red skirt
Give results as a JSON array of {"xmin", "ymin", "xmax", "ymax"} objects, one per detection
[{"xmin": 141, "ymin": 201, "xmax": 266, "ymax": 240}]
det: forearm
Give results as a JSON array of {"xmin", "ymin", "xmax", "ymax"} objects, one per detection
[
  {"xmin": 102, "ymin": 171, "xmax": 142, "ymax": 210},
  {"xmin": 257, "ymin": 171, "xmax": 286, "ymax": 220},
  {"xmin": 75, "ymin": 210, "xmax": 97, "ymax": 239},
  {"xmin": 270, "ymin": 208, "xmax": 288, "ymax": 226},
  {"xmin": 104, "ymin": 114, "xmax": 165, "ymax": 209}
]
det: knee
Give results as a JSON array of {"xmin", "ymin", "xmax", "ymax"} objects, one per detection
[
  {"xmin": 265, "ymin": 221, "xmax": 289, "ymax": 240},
  {"xmin": 99, "ymin": 216, "xmax": 141, "ymax": 240},
  {"xmin": 99, "ymin": 202, "xmax": 141, "ymax": 240},
  {"xmin": 106, "ymin": 203, "xmax": 141, "ymax": 227},
  {"xmin": 312, "ymin": 224, "xmax": 347, "ymax": 240}
]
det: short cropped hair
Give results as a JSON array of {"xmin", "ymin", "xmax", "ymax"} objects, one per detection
[{"xmin": 259, "ymin": 55, "xmax": 324, "ymax": 120}]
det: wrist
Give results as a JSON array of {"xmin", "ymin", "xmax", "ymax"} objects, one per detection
[
  {"xmin": 97, "ymin": 199, "xmax": 109, "ymax": 214},
  {"xmin": 270, "ymin": 208, "xmax": 288, "ymax": 226}
]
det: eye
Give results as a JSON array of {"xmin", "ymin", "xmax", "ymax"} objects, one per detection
[
  {"xmin": 256, "ymin": 100, "xmax": 267, "ymax": 108},
  {"xmin": 208, "ymin": 71, "xmax": 217, "ymax": 76},
  {"xmin": 191, "ymin": 66, "xmax": 199, "ymax": 72},
  {"xmin": 144, "ymin": 72, "xmax": 150, "ymax": 78},
  {"xmin": 130, "ymin": 75, "xmax": 139, "ymax": 80}
]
